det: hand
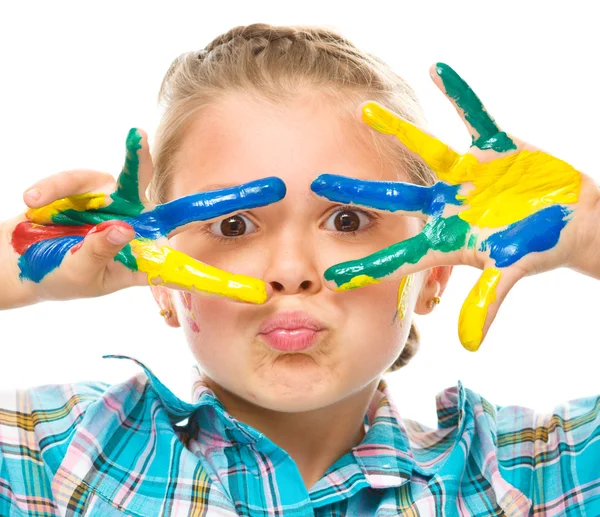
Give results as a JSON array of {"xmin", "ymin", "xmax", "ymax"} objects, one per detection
[
  {"xmin": 311, "ymin": 63, "xmax": 599, "ymax": 351},
  {"xmin": 8, "ymin": 128, "xmax": 285, "ymax": 306}
]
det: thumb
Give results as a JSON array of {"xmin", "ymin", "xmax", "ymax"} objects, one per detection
[
  {"xmin": 71, "ymin": 220, "xmax": 136, "ymax": 274},
  {"xmin": 458, "ymin": 266, "xmax": 523, "ymax": 352}
]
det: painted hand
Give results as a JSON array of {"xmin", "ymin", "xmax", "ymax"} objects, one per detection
[
  {"xmin": 12, "ymin": 128, "xmax": 286, "ymax": 303},
  {"xmin": 312, "ymin": 63, "xmax": 597, "ymax": 351}
]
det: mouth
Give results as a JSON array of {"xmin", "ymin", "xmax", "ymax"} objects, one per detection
[{"xmin": 257, "ymin": 310, "xmax": 327, "ymax": 352}]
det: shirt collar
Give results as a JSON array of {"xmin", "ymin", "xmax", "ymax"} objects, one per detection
[{"xmin": 101, "ymin": 354, "xmax": 466, "ymax": 490}]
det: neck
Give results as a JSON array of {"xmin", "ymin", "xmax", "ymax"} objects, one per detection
[{"xmin": 202, "ymin": 375, "xmax": 381, "ymax": 490}]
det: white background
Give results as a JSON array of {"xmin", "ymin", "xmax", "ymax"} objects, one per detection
[{"xmin": 0, "ymin": 1, "xmax": 598, "ymax": 427}]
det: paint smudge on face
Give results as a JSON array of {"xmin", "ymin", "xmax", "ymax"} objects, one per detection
[
  {"xmin": 458, "ymin": 267, "xmax": 501, "ymax": 351},
  {"xmin": 179, "ymin": 291, "xmax": 200, "ymax": 334},
  {"xmin": 11, "ymin": 128, "xmax": 286, "ymax": 304},
  {"xmin": 393, "ymin": 274, "xmax": 414, "ymax": 323},
  {"xmin": 180, "ymin": 291, "xmax": 193, "ymax": 309}
]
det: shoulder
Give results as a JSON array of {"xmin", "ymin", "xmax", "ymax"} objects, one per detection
[
  {"xmin": 0, "ymin": 378, "xmax": 112, "ymax": 430},
  {"xmin": 463, "ymin": 385, "xmax": 600, "ymax": 511},
  {"xmin": 0, "ymin": 378, "xmax": 114, "ymax": 466},
  {"xmin": 0, "ymin": 374, "xmax": 151, "ymax": 515}
]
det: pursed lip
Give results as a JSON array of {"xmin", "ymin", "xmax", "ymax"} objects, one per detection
[{"xmin": 258, "ymin": 310, "xmax": 326, "ymax": 335}]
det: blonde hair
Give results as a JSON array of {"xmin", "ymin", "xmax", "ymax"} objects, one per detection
[{"xmin": 148, "ymin": 23, "xmax": 437, "ymax": 372}]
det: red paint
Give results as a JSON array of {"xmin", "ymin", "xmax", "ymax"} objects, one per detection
[
  {"xmin": 186, "ymin": 316, "xmax": 200, "ymax": 333},
  {"xmin": 71, "ymin": 220, "xmax": 134, "ymax": 254},
  {"xmin": 11, "ymin": 221, "xmax": 92, "ymax": 254},
  {"xmin": 179, "ymin": 292, "xmax": 199, "ymax": 332},
  {"xmin": 180, "ymin": 291, "xmax": 193, "ymax": 310},
  {"xmin": 11, "ymin": 220, "xmax": 135, "ymax": 256}
]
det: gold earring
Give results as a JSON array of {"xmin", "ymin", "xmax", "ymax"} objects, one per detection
[
  {"xmin": 427, "ymin": 296, "xmax": 441, "ymax": 309},
  {"xmin": 160, "ymin": 309, "xmax": 172, "ymax": 318}
]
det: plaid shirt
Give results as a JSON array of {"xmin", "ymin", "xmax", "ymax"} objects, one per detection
[{"xmin": 1, "ymin": 354, "xmax": 599, "ymax": 516}]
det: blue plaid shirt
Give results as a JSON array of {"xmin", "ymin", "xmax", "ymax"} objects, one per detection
[{"xmin": 1, "ymin": 353, "xmax": 599, "ymax": 516}]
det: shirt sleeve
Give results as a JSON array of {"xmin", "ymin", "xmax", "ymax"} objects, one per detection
[
  {"xmin": 0, "ymin": 381, "xmax": 108, "ymax": 516},
  {"xmin": 495, "ymin": 392, "xmax": 600, "ymax": 511}
]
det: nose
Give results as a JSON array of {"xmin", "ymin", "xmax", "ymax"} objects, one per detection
[
  {"xmin": 270, "ymin": 279, "xmax": 315, "ymax": 293},
  {"xmin": 262, "ymin": 234, "xmax": 322, "ymax": 296}
]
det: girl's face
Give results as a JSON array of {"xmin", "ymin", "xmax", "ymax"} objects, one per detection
[{"xmin": 155, "ymin": 91, "xmax": 442, "ymax": 413}]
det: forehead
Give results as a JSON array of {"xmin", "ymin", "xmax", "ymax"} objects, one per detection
[{"xmin": 170, "ymin": 91, "xmax": 399, "ymax": 198}]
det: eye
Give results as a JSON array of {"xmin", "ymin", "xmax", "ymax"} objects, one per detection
[
  {"xmin": 209, "ymin": 214, "xmax": 257, "ymax": 237},
  {"xmin": 323, "ymin": 208, "xmax": 372, "ymax": 233}
]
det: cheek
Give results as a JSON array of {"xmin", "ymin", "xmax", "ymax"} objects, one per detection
[{"xmin": 335, "ymin": 280, "xmax": 412, "ymax": 370}]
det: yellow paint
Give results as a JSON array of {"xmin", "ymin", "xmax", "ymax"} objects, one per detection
[
  {"xmin": 362, "ymin": 102, "xmax": 581, "ymax": 228},
  {"xmin": 130, "ymin": 238, "xmax": 267, "ymax": 304},
  {"xmin": 395, "ymin": 274, "xmax": 414, "ymax": 321},
  {"xmin": 26, "ymin": 192, "xmax": 106, "ymax": 224},
  {"xmin": 363, "ymin": 102, "xmax": 460, "ymax": 175},
  {"xmin": 458, "ymin": 267, "xmax": 501, "ymax": 351},
  {"xmin": 336, "ymin": 274, "xmax": 380, "ymax": 291}
]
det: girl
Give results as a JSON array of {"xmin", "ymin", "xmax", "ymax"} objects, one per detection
[{"xmin": 1, "ymin": 23, "xmax": 599, "ymax": 516}]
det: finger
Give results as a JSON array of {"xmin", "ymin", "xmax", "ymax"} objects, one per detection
[
  {"xmin": 324, "ymin": 215, "xmax": 471, "ymax": 290},
  {"xmin": 360, "ymin": 100, "xmax": 460, "ymax": 176},
  {"xmin": 430, "ymin": 63, "xmax": 517, "ymax": 153},
  {"xmin": 146, "ymin": 176, "xmax": 287, "ymax": 239},
  {"xmin": 130, "ymin": 239, "xmax": 268, "ymax": 304},
  {"xmin": 26, "ymin": 192, "xmax": 111, "ymax": 225},
  {"xmin": 15, "ymin": 220, "xmax": 135, "ymax": 284},
  {"xmin": 457, "ymin": 266, "xmax": 523, "ymax": 351},
  {"xmin": 66, "ymin": 220, "xmax": 136, "ymax": 273},
  {"xmin": 23, "ymin": 169, "xmax": 115, "ymax": 209},
  {"xmin": 113, "ymin": 128, "xmax": 154, "ymax": 211},
  {"xmin": 311, "ymin": 173, "xmax": 462, "ymax": 219}
]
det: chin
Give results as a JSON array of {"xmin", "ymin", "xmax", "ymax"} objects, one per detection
[
  {"xmin": 251, "ymin": 393, "xmax": 334, "ymax": 413},
  {"xmin": 248, "ymin": 375, "xmax": 337, "ymax": 410}
]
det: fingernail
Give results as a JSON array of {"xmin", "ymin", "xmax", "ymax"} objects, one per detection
[
  {"xmin": 106, "ymin": 227, "xmax": 131, "ymax": 245},
  {"xmin": 25, "ymin": 188, "xmax": 41, "ymax": 200}
]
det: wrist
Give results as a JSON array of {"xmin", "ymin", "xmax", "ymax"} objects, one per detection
[{"xmin": 570, "ymin": 182, "xmax": 600, "ymax": 280}]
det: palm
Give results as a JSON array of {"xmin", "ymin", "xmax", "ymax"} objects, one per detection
[
  {"xmin": 12, "ymin": 129, "xmax": 286, "ymax": 303},
  {"xmin": 311, "ymin": 63, "xmax": 589, "ymax": 351}
]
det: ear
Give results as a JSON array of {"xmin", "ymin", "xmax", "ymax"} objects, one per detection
[
  {"xmin": 149, "ymin": 285, "xmax": 181, "ymax": 328},
  {"xmin": 414, "ymin": 265, "xmax": 453, "ymax": 315}
]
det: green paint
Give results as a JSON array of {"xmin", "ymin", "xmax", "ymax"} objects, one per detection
[
  {"xmin": 51, "ymin": 128, "xmax": 146, "ymax": 226},
  {"xmin": 325, "ymin": 215, "xmax": 470, "ymax": 287},
  {"xmin": 435, "ymin": 63, "xmax": 517, "ymax": 152},
  {"xmin": 468, "ymin": 234, "xmax": 477, "ymax": 249},
  {"xmin": 106, "ymin": 128, "xmax": 146, "ymax": 215},
  {"xmin": 115, "ymin": 243, "xmax": 138, "ymax": 271}
]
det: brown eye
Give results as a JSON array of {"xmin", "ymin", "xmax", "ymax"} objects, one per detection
[
  {"xmin": 335, "ymin": 211, "xmax": 360, "ymax": 231},
  {"xmin": 209, "ymin": 214, "xmax": 256, "ymax": 237},
  {"xmin": 324, "ymin": 208, "xmax": 372, "ymax": 233}
]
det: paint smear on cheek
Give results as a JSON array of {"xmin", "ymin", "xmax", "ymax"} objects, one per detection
[
  {"xmin": 179, "ymin": 291, "xmax": 200, "ymax": 334},
  {"xmin": 393, "ymin": 274, "xmax": 414, "ymax": 323}
]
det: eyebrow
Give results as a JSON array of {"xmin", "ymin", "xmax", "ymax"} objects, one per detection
[{"xmin": 195, "ymin": 183, "xmax": 240, "ymax": 193}]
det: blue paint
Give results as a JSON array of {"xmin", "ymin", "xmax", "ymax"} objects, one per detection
[
  {"xmin": 311, "ymin": 174, "xmax": 462, "ymax": 217},
  {"xmin": 18, "ymin": 177, "xmax": 286, "ymax": 284},
  {"xmin": 46, "ymin": 177, "xmax": 286, "ymax": 241},
  {"xmin": 485, "ymin": 205, "xmax": 572, "ymax": 267},
  {"xmin": 18, "ymin": 236, "xmax": 83, "ymax": 282},
  {"xmin": 145, "ymin": 176, "xmax": 287, "ymax": 237}
]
